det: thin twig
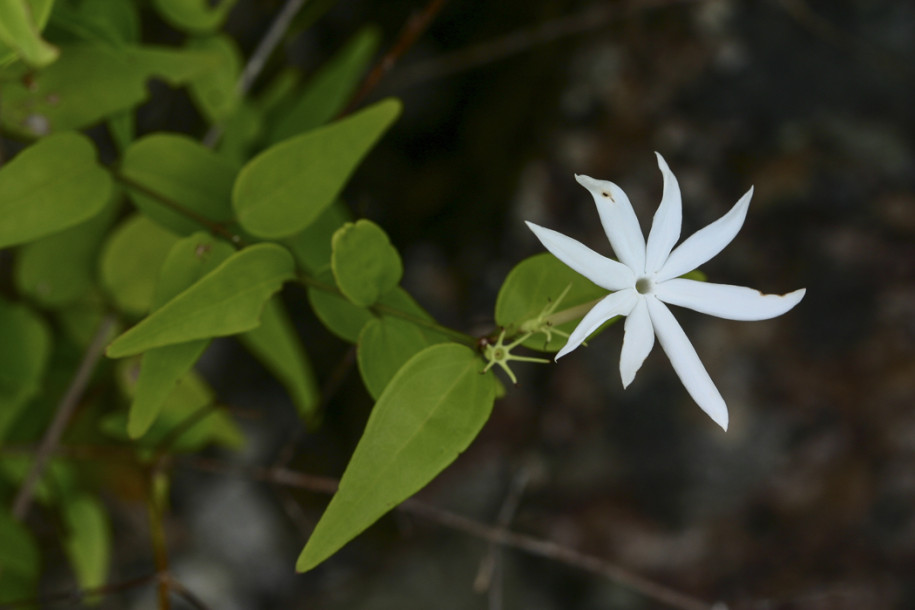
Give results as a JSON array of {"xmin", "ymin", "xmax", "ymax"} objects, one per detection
[
  {"xmin": 167, "ymin": 576, "xmax": 212, "ymax": 610},
  {"xmin": 180, "ymin": 459, "xmax": 715, "ymax": 610},
  {"xmin": 111, "ymin": 171, "xmax": 244, "ymax": 247},
  {"xmin": 0, "ymin": 573, "xmax": 157, "ymax": 609},
  {"xmin": 271, "ymin": 346, "xmax": 356, "ymax": 470},
  {"xmin": 203, "ymin": 0, "xmax": 309, "ymax": 147},
  {"xmin": 148, "ymin": 474, "xmax": 172, "ymax": 610},
  {"xmin": 339, "ymin": 0, "xmax": 448, "ymax": 115},
  {"xmin": 474, "ymin": 466, "xmax": 530, "ymax": 606},
  {"xmin": 390, "ymin": 0, "xmax": 702, "ymax": 89},
  {"xmin": 12, "ymin": 314, "xmax": 116, "ymax": 520}
]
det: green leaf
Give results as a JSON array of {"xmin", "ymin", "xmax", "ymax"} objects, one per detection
[
  {"xmin": 128, "ymin": 233, "xmax": 234, "ymax": 438},
  {"xmin": 331, "ymin": 220, "xmax": 403, "ymax": 307},
  {"xmin": 357, "ymin": 317, "xmax": 447, "ymax": 400},
  {"xmin": 120, "ymin": 133, "xmax": 238, "ymax": 235},
  {"xmin": 307, "ymin": 269, "xmax": 433, "ymax": 343},
  {"xmin": 107, "ymin": 243, "xmax": 294, "ymax": 358},
  {"xmin": 108, "ymin": 367, "xmax": 243, "ymax": 452},
  {"xmin": 187, "ymin": 34, "xmax": 241, "ymax": 122},
  {"xmin": 0, "ymin": 509, "xmax": 40, "ymax": 603},
  {"xmin": 0, "ymin": 0, "xmax": 58, "ymax": 67},
  {"xmin": 15, "ymin": 199, "xmax": 117, "ymax": 308},
  {"xmin": 239, "ymin": 296, "xmax": 320, "ymax": 421},
  {"xmin": 153, "ymin": 0, "xmax": 237, "ymax": 33},
  {"xmin": 495, "ymin": 253, "xmax": 609, "ymax": 352},
  {"xmin": 99, "ymin": 215, "xmax": 181, "ymax": 317},
  {"xmin": 0, "ymin": 298, "xmax": 51, "ymax": 444},
  {"xmin": 0, "ymin": 44, "xmax": 221, "ymax": 137},
  {"xmin": 62, "ymin": 494, "xmax": 111, "ymax": 594},
  {"xmin": 49, "ymin": 0, "xmax": 139, "ymax": 49},
  {"xmin": 265, "ymin": 27, "xmax": 379, "ymax": 144},
  {"xmin": 297, "ymin": 344, "xmax": 494, "ymax": 572},
  {"xmin": 284, "ymin": 201, "xmax": 350, "ymax": 273},
  {"xmin": 0, "ymin": 132, "xmax": 112, "ymax": 249},
  {"xmin": 233, "ymin": 98, "xmax": 401, "ymax": 239}
]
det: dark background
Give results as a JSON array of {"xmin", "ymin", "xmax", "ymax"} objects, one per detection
[{"xmin": 96, "ymin": 1, "xmax": 915, "ymax": 608}]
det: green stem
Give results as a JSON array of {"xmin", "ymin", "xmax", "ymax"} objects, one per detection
[
  {"xmin": 110, "ymin": 170, "xmax": 246, "ymax": 248},
  {"xmin": 543, "ymin": 297, "xmax": 604, "ymax": 328},
  {"xmin": 296, "ymin": 272, "xmax": 476, "ymax": 346}
]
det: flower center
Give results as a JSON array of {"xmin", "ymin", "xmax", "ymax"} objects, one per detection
[{"xmin": 635, "ymin": 277, "xmax": 654, "ymax": 295}]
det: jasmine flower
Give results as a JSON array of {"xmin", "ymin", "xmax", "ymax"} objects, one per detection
[{"xmin": 526, "ymin": 154, "xmax": 805, "ymax": 430}]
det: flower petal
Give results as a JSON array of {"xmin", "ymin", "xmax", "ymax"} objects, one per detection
[
  {"xmin": 656, "ymin": 187, "xmax": 753, "ymax": 282},
  {"xmin": 645, "ymin": 297, "xmax": 728, "ymax": 430},
  {"xmin": 655, "ymin": 279, "xmax": 806, "ymax": 321},
  {"xmin": 575, "ymin": 174, "xmax": 646, "ymax": 273},
  {"xmin": 620, "ymin": 297, "xmax": 654, "ymax": 388},
  {"xmin": 644, "ymin": 153, "xmax": 682, "ymax": 274},
  {"xmin": 525, "ymin": 221, "xmax": 635, "ymax": 291},
  {"xmin": 556, "ymin": 288, "xmax": 638, "ymax": 360}
]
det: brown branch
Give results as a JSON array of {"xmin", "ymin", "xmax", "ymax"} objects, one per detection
[
  {"xmin": 339, "ymin": 0, "xmax": 448, "ymax": 115},
  {"xmin": 11, "ymin": 314, "xmax": 117, "ymax": 520},
  {"xmin": 0, "ymin": 573, "xmax": 157, "ymax": 609},
  {"xmin": 111, "ymin": 171, "xmax": 245, "ymax": 248},
  {"xmin": 389, "ymin": 0, "xmax": 703, "ymax": 89},
  {"xmin": 180, "ymin": 458, "xmax": 717, "ymax": 610}
]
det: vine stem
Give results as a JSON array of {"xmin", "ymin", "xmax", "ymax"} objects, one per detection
[
  {"xmin": 182, "ymin": 457, "xmax": 717, "ymax": 610},
  {"xmin": 11, "ymin": 314, "xmax": 116, "ymax": 520},
  {"xmin": 203, "ymin": 0, "xmax": 310, "ymax": 147}
]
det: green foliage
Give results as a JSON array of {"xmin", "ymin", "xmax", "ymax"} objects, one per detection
[
  {"xmin": 495, "ymin": 252, "xmax": 609, "ymax": 351},
  {"xmin": 0, "ymin": 298, "xmax": 51, "ymax": 444},
  {"xmin": 120, "ymin": 133, "xmax": 238, "ymax": 235},
  {"xmin": 108, "ymin": 366, "xmax": 243, "ymax": 452},
  {"xmin": 62, "ymin": 494, "xmax": 111, "ymax": 595},
  {"xmin": 0, "ymin": 0, "xmax": 57, "ymax": 67},
  {"xmin": 0, "ymin": 1, "xmax": 586, "ymax": 592},
  {"xmin": 0, "ymin": 44, "xmax": 221, "ymax": 137},
  {"xmin": 239, "ymin": 296, "xmax": 320, "ymax": 421},
  {"xmin": 107, "ymin": 243, "xmax": 294, "ymax": 357},
  {"xmin": 357, "ymin": 317, "xmax": 448, "ymax": 399},
  {"xmin": 100, "ymin": 215, "xmax": 181, "ymax": 317},
  {"xmin": 15, "ymin": 200, "xmax": 117, "ymax": 308},
  {"xmin": 307, "ymin": 268, "xmax": 436, "ymax": 343},
  {"xmin": 332, "ymin": 220, "xmax": 403, "ymax": 307},
  {"xmin": 0, "ymin": 509, "xmax": 40, "ymax": 603},
  {"xmin": 127, "ymin": 233, "xmax": 234, "ymax": 438},
  {"xmin": 233, "ymin": 98, "xmax": 402, "ymax": 238},
  {"xmin": 153, "ymin": 0, "xmax": 237, "ymax": 33},
  {"xmin": 0, "ymin": 132, "xmax": 111, "ymax": 249},
  {"xmin": 297, "ymin": 344, "xmax": 496, "ymax": 572},
  {"xmin": 265, "ymin": 27, "xmax": 380, "ymax": 144},
  {"xmin": 187, "ymin": 35, "xmax": 242, "ymax": 122}
]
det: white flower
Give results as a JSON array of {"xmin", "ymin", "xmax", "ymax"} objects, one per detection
[{"xmin": 525, "ymin": 153, "xmax": 805, "ymax": 430}]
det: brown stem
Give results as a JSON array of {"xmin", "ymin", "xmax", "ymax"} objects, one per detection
[{"xmin": 339, "ymin": 0, "xmax": 448, "ymax": 115}]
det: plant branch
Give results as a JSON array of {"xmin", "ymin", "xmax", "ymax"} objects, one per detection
[
  {"xmin": 180, "ymin": 458, "xmax": 717, "ymax": 610},
  {"xmin": 11, "ymin": 314, "xmax": 116, "ymax": 520},
  {"xmin": 340, "ymin": 0, "xmax": 448, "ymax": 115},
  {"xmin": 203, "ymin": 0, "xmax": 309, "ymax": 147},
  {"xmin": 110, "ymin": 171, "xmax": 245, "ymax": 247}
]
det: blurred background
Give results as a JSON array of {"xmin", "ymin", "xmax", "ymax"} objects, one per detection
[{"xmin": 61, "ymin": 0, "xmax": 915, "ymax": 608}]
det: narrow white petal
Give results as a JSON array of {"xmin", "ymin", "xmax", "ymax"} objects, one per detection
[
  {"xmin": 657, "ymin": 187, "xmax": 753, "ymax": 282},
  {"xmin": 645, "ymin": 297, "xmax": 729, "ymax": 431},
  {"xmin": 574, "ymin": 174, "xmax": 646, "ymax": 273},
  {"xmin": 620, "ymin": 297, "xmax": 654, "ymax": 388},
  {"xmin": 556, "ymin": 289, "xmax": 638, "ymax": 360},
  {"xmin": 644, "ymin": 153, "xmax": 682, "ymax": 274},
  {"xmin": 655, "ymin": 279, "xmax": 806, "ymax": 321},
  {"xmin": 525, "ymin": 221, "xmax": 635, "ymax": 291}
]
